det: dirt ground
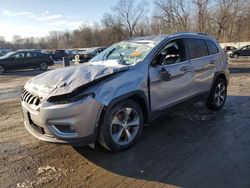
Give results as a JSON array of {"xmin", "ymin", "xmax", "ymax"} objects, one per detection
[{"xmin": 1, "ymin": 61, "xmax": 250, "ymax": 188}]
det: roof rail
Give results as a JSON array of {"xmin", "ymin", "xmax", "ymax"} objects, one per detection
[
  {"xmin": 174, "ymin": 32, "xmax": 208, "ymax": 36},
  {"xmin": 196, "ymin": 32, "xmax": 208, "ymax": 35}
]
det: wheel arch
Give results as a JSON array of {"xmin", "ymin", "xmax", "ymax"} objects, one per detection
[
  {"xmin": 210, "ymin": 72, "xmax": 228, "ymax": 91},
  {"xmin": 99, "ymin": 91, "xmax": 150, "ymax": 126}
]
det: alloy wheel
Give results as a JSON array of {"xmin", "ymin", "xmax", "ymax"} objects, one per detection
[
  {"xmin": 40, "ymin": 63, "xmax": 48, "ymax": 70},
  {"xmin": 110, "ymin": 107, "xmax": 140, "ymax": 145},
  {"xmin": 214, "ymin": 82, "xmax": 226, "ymax": 106}
]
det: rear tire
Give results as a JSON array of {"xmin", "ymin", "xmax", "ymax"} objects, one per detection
[
  {"xmin": 98, "ymin": 99, "xmax": 143, "ymax": 152},
  {"xmin": 39, "ymin": 63, "xmax": 48, "ymax": 71},
  {"xmin": 0, "ymin": 65, "xmax": 5, "ymax": 74},
  {"xmin": 206, "ymin": 78, "xmax": 227, "ymax": 110}
]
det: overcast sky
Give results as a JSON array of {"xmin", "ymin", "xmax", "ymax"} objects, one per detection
[{"xmin": 0, "ymin": 0, "xmax": 153, "ymax": 41}]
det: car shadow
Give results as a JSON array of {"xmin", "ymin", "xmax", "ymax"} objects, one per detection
[{"xmin": 74, "ymin": 96, "xmax": 250, "ymax": 187}]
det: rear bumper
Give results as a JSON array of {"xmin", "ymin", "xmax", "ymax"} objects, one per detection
[{"xmin": 22, "ymin": 96, "xmax": 103, "ymax": 145}]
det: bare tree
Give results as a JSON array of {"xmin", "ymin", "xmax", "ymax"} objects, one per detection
[
  {"xmin": 101, "ymin": 13, "xmax": 126, "ymax": 44},
  {"xmin": 154, "ymin": 0, "xmax": 190, "ymax": 33},
  {"xmin": 112, "ymin": 0, "xmax": 146, "ymax": 37},
  {"xmin": 192, "ymin": 0, "xmax": 210, "ymax": 32}
]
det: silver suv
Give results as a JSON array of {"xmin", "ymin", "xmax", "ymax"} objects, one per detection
[{"xmin": 21, "ymin": 33, "xmax": 229, "ymax": 151}]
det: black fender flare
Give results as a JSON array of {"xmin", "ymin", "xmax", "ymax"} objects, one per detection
[
  {"xmin": 105, "ymin": 90, "xmax": 150, "ymax": 123},
  {"xmin": 210, "ymin": 71, "xmax": 228, "ymax": 91}
]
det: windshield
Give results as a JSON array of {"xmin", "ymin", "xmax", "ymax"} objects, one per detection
[
  {"xmin": 90, "ymin": 41, "xmax": 155, "ymax": 65},
  {"xmin": 0, "ymin": 51, "xmax": 15, "ymax": 58},
  {"xmin": 84, "ymin": 48, "xmax": 97, "ymax": 54}
]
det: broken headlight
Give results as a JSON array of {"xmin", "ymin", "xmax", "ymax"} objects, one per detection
[{"xmin": 47, "ymin": 92, "xmax": 95, "ymax": 104}]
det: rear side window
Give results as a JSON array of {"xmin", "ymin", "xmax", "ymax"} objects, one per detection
[
  {"xmin": 26, "ymin": 52, "xmax": 34, "ymax": 57},
  {"xmin": 34, "ymin": 52, "xmax": 42, "ymax": 56},
  {"xmin": 206, "ymin": 40, "xmax": 219, "ymax": 55},
  {"xmin": 186, "ymin": 38, "xmax": 209, "ymax": 59}
]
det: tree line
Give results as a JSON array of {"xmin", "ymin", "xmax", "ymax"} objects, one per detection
[{"xmin": 1, "ymin": 0, "xmax": 250, "ymax": 50}]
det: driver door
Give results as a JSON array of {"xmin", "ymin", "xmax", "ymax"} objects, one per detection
[
  {"xmin": 7, "ymin": 52, "xmax": 26, "ymax": 70},
  {"xmin": 149, "ymin": 39, "xmax": 193, "ymax": 111}
]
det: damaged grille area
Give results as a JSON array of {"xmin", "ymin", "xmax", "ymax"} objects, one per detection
[{"xmin": 21, "ymin": 88, "xmax": 41, "ymax": 106}]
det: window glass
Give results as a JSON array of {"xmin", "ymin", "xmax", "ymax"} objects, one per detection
[
  {"xmin": 155, "ymin": 39, "xmax": 186, "ymax": 65},
  {"xmin": 186, "ymin": 38, "xmax": 209, "ymax": 59},
  {"xmin": 206, "ymin": 40, "xmax": 219, "ymax": 55},
  {"xmin": 12, "ymin": 52, "xmax": 25, "ymax": 59},
  {"xmin": 91, "ymin": 41, "xmax": 154, "ymax": 65},
  {"xmin": 34, "ymin": 52, "xmax": 41, "ymax": 56},
  {"xmin": 26, "ymin": 52, "xmax": 34, "ymax": 57}
]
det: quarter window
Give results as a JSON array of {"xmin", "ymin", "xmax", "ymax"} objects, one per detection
[
  {"xmin": 206, "ymin": 40, "xmax": 219, "ymax": 55},
  {"xmin": 186, "ymin": 38, "xmax": 209, "ymax": 59}
]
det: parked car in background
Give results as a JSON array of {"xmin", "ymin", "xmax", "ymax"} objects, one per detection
[
  {"xmin": 230, "ymin": 45, "xmax": 250, "ymax": 58},
  {"xmin": 223, "ymin": 46, "xmax": 236, "ymax": 56},
  {"xmin": 21, "ymin": 33, "xmax": 229, "ymax": 151},
  {"xmin": 0, "ymin": 48, "xmax": 13, "ymax": 57},
  {"xmin": 0, "ymin": 50, "xmax": 54, "ymax": 74},
  {"xmin": 52, "ymin": 50, "xmax": 73, "ymax": 61},
  {"xmin": 78, "ymin": 47, "xmax": 106, "ymax": 63}
]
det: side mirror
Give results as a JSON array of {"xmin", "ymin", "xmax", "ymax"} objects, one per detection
[
  {"xmin": 159, "ymin": 65, "xmax": 171, "ymax": 81},
  {"xmin": 151, "ymin": 59, "xmax": 158, "ymax": 67}
]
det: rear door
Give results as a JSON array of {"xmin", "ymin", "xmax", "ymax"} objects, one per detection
[
  {"xmin": 24, "ymin": 51, "xmax": 36, "ymax": 68},
  {"xmin": 149, "ymin": 39, "xmax": 193, "ymax": 111},
  {"xmin": 185, "ymin": 38, "xmax": 217, "ymax": 94},
  {"xmin": 25, "ymin": 52, "xmax": 44, "ymax": 68}
]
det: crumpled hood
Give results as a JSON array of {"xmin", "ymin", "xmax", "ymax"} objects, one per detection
[{"xmin": 24, "ymin": 60, "xmax": 129, "ymax": 99}]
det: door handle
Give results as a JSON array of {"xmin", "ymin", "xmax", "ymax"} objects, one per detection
[
  {"xmin": 209, "ymin": 60, "xmax": 216, "ymax": 64},
  {"xmin": 160, "ymin": 66, "xmax": 171, "ymax": 81},
  {"xmin": 180, "ymin": 66, "xmax": 190, "ymax": 72}
]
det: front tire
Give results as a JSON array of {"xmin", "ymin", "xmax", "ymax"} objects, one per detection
[
  {"xmin": 39, "ymin": 63, "xmax": 48, "ymax": 71},
  {"xmin": 98, "ymin": 99, "xmax": 143, "ymax": 152},
  {"xmin": 232, "ymin": 53, "xmax": 239, "ymax": 59},
  {"xmin": 206, "ymin": 78, "xmax": 227, "ymax": 110}
]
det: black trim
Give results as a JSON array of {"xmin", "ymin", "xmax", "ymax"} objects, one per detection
[
  {"xmin": 63, "ymin": 127, "xmax": 98, "ymax": 146},
  {"xmin": 107, "ymin": 90, "xmax": 150, "ymax": 122},
  {"xmin": 210, "ymin": 71, "xmax": 228, "ymax": 91},
  {"xmin": 148, "ymin": 92, "xmax": 209, "ymax": 122}
]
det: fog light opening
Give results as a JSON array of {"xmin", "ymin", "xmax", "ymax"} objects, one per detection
[{"xmin": 52, "ymin": 125, "xmax": 76, "ymax": 134}]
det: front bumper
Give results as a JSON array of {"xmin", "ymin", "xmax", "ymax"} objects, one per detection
[{"xmin": 21, "ymin": 96, "xmax": 103, "ymax": 145}]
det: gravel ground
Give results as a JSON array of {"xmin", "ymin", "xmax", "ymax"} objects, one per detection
[{"xmin": 0, "ymin": 61, "xmax": 250, "ymax": 188}]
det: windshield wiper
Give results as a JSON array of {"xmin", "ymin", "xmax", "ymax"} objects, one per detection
[
  {"xmin": 118, "ymin": 53, "xmax": 128, "ymax": 65},
  {"xmin": 102, "ymin": 48, "xmax": 115, "ymax": 62}
]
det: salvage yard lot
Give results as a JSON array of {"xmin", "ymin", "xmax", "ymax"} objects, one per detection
[{"xmin": 1, "ymin": 60, "xmax": 250, "ymax": 188}]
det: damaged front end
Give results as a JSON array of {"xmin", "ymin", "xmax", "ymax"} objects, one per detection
[{"xmin": 21, "ymin": 62, "xmax": 129, "ymax": 145}]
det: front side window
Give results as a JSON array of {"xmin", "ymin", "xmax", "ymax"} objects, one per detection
[
  {"xmin": 154, "ymin": 39, "xmax": 186, "ymax": 65},
  {"xmin": 206, "ymin": 40, "xmax": 219, "ymax": 55},
  {"xmin": 186, "ymin": 38, "xmax": 209, "ymax": 59},
  {"xmin": 12, "ymin": 52, "xmax": 25, "ymax": 59}
]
